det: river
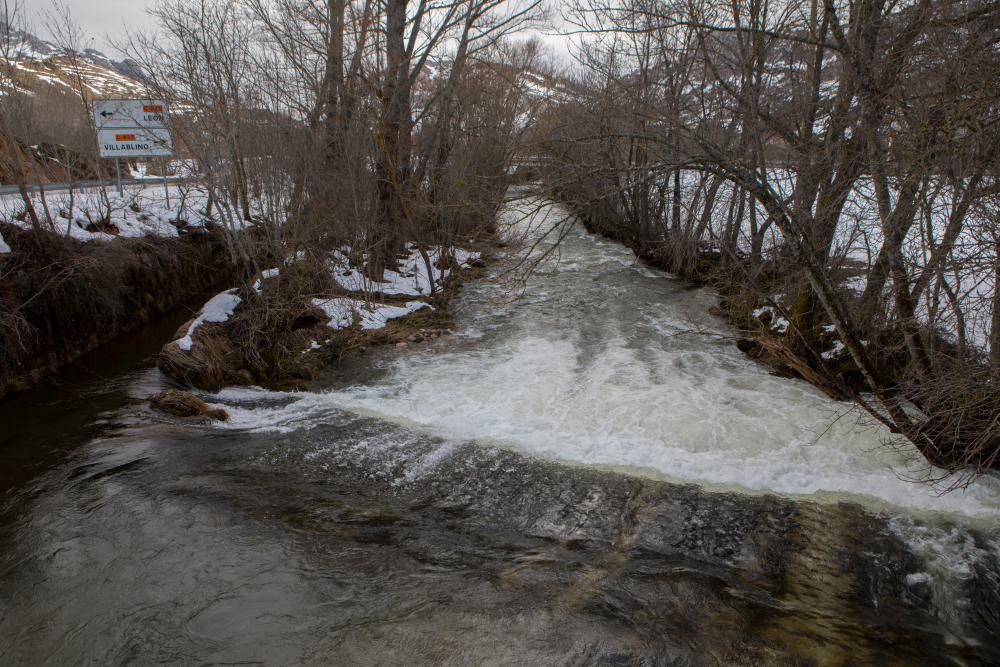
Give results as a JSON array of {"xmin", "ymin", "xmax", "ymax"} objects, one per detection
[{"xmin": 1, "ymin": 193, "xmax": 999, "ymax": 664}]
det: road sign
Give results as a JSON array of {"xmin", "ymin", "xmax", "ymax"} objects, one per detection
[
  {"xmin": 93, "ymin": 99, "xmax": 173, "ymax": 159},
  {"xmin": 97, "ymin": 128, "xmax": 173, "ymax": 158},
  {"xmin": 93, "ymin": 99, "xmax": 171, "ymax": 131}
]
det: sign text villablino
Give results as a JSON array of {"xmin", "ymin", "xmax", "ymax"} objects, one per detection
[{"xmin": 93, "ymin": 100, "xmax": 174, "ymax": 159}]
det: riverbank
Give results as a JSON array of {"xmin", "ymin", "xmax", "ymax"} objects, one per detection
[
  {"xmin": 0, "ymin": 224, "xmax": 227, "ymax": 400},
  {"xmin": 155, "ymin": 240, "xmax": 492, "ymax": 393},
  {"xmin": 0, "ymin": 185, "xmax": 236, "ymax": 400}
]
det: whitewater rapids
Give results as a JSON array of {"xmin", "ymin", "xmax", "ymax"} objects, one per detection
[{"xmin": 214, "ymin": 194, "xmax": 1000, "ymax": 520}]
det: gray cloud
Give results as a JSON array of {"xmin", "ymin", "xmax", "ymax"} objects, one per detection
[{"xmin": 32, "ymin": 0, "xmax": 153, "ymax": 55}]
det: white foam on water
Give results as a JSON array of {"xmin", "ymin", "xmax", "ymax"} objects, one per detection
[
  {"xmin": 889, "ymin": 515, "xmax": 1000, "ymax": 635},
  {"xmin": 325, "ymin": 332, "xmax": 1000, "ymax": 518},
  {"xmin": 207, "ymin": 387, "xmax": 339, "ymax": 434},
  {"xmin": 210, "ymin": 196, "xmax": 1000, "ymax": 520}
]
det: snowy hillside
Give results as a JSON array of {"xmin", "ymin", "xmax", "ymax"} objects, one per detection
[{"xmin": 3, "ymin": 29, "xmax": 147, "ymax": 99}]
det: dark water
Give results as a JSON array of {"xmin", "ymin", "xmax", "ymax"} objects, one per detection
[
  {"xmin": 1, "ymin": 200, "xmax": 1000, "ymax": 665},
  {"xmin": 3, "ymin": 406, "xmax": 999, "ymax": 665}
]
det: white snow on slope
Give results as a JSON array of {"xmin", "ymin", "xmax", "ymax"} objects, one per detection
[
  {"xmin": 177, "ymin": 289, "xmax": 242, "ymax": 351},
  {"xmin": 312, "ymin": 297, "xmax": 432, "ymax": 331},
  {"xmin": 0, "ymin": 230, "xmax": 10, "ymax": 254}
]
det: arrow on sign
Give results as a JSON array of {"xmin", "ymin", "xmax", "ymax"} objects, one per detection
[{"xmin": 100, "ymin": 111, "xmax": 113, "ymax": 118}]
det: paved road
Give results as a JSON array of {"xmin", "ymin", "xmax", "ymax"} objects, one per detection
[{"xmin": 0, "ymin": 178, "xmax": 189, "ymax": 196}]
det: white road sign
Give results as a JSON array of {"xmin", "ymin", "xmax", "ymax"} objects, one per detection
[
  {"xmin": 93, "ymin": 99, "xmax": 174, "ymax": 158},
  {"xmin": 97, "ymin": 128, "xmax": 173, "ymax": 158},
  {"xmin": 93, "ymin": 99, "xmax": 171, "ymax": 130}
]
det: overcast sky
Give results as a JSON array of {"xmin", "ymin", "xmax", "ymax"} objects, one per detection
[
  {"xmin": 32, "ymin": 0, "xmax": 574, "ymax": 64},
  {"xmin": 32, "ymin": 0, "xmax": 153, "ymax": 54}
]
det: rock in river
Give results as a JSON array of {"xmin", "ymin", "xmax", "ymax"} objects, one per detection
[{"xmin": 149, "ymin": 389, "xmax": 228, "ymax": 421}]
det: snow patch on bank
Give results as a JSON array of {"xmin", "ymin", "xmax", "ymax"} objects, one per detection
[
  {"xmin": 0, "ymin": 230, "xmax": 10, "ymax": 254},
  {"xmin": 331, "ymin": 245, "xmax": 480, "ymax": 297},
  {"xmin": 177, "ymin": 289, "xmax": 241, "ymax": 351},
  {"xmin": 312, "ymin": 297, "xmax": 432, "ymax": 331},
  {"xmin": 822, "ymin": 340, "xmax": 846, "ymax": 360},
  {"xmin": 752, "ymin": 305, "xmax": 790, "ymax": 333},
  {"xmin": 252, "ymin": 268, "xmax": 280, "ymax": 292}
]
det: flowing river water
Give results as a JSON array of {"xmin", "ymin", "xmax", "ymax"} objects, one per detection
[{"xmin": 2, "ymin": 193, "xmax": 1000, "ymax": 665}]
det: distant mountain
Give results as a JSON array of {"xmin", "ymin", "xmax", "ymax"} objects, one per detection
[
  {"xmin": 3, "ymin": 28, "xmax": 149, "ymax": 99},
  {"xmin": 0, "ymin": 30, "xmax": 149, "ymax": 183}
]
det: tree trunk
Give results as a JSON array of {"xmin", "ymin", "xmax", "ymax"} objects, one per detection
[{"xmin": 372, "ymin": 0, "xmax": 409, "ymax": 276}]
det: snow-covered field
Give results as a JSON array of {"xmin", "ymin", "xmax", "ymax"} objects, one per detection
[{"xmin": 0, "ymin": 185, "xmax": 214, "ymax": 243}]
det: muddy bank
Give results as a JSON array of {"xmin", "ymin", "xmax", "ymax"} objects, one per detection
[{"xmin": 0, "ymin": 224, "xmax": 228, "ymax": 399}]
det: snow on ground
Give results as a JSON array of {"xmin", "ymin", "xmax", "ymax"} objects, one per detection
[
  {"xmin": 841, "ymin": 274, "xmax": 868, "ymax": 295},
  {"xmin": 822, "ymin": 340, "xmax": 846, "ymax": 361},
  {"xmin": 672, "ymin": 167, "xmax": 999, "ymax": 350},
  {"xmin": 0, "ymin": 185, "xmax": 215, "ymax": 242},
  {"xmin": 752, "ymin": 305, "xmax": 790, "ymax": 333},
  {"xmin": 168, "ymin": 238, "xmax": 469, "ymax": 358},
  {"xmin": 129, "ymin": 160, "xmax": 199, "ymax": 180},
  {"xmin": 0, "ymin": 230, "xmax": 9, "ymax": 254},
  {"xmin": 253, "ymin": 268, "xmax": 280, "ymax": 292},
  {"xmin": 312, "ymin": 297, "xmax": 432, "ymax": 331},
  {"xmin": 331, "ymin": 244, "xmax": 480, "ymax": 297},
  {"xmin": 177, "ymin": 289, "xmax": 242, "ymax": 351}
]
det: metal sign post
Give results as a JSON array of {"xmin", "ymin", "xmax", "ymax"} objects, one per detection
[
  {"xmin": 161, "ymin": 158, "xmax": 170, "ymax": 208},
  {"xmin": 114, "ymin": 158, "xmax": 122, "ymax": 195}
]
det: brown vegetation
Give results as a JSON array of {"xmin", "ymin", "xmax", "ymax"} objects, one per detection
[
  {"xmin": 0, "ymin": 135, "xmax": 117, "ymax": 184},
  {"xmin": 114, "ymin": 0, "xmax": 543, "ymax": 391},
  {"xmin": 156, "ymin": 255, "xmax": 473, "ymax": 392}
]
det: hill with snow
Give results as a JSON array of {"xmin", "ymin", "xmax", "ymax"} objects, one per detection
[{"xmin": 3, "ymin": 29, "xmax": 147, "ymax": 99}]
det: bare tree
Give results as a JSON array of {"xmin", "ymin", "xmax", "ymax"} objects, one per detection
[{"xmin": 547, "ymin": 0, "xmax": 1000, "ymax": 479}]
